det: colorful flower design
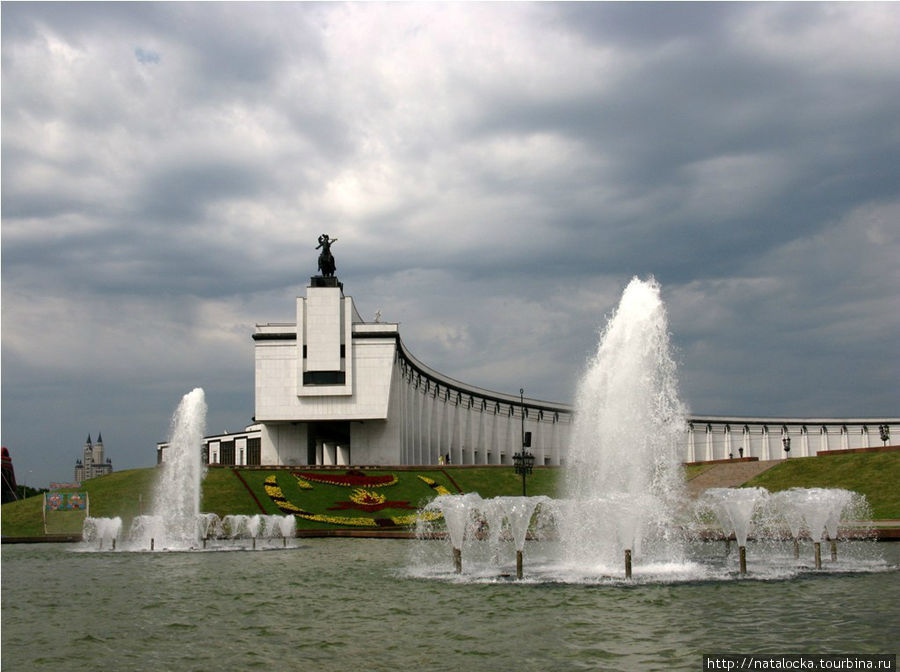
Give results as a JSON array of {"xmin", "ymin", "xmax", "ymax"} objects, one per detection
[
  {"xmin": 264, "ymin": 475, "xmax": 304, "ymax": 513},
  {"xmin": 349, "ymin": 488, "xmax": 386, "ymax": 506},
  {"xmin": 262, "ymin": 473, "xmax": 444, "ymax": 528},
  {"xmin": 293, "ymin": 470, "xmax": 398, "ymax": 488},
  {"xmin": 417, "ymin": 475, "xmax": 452, "ymax": 496}
]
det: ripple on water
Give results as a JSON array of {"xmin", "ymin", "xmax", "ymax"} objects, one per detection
[{"xmin": 1, "ymin": 541, "xmax": 898, "ymax": 672}]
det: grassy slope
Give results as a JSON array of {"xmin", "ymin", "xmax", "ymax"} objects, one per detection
[
  {"xmin": 1, "ymin": 468, "xmax": 157, "ymax": 537},
  {"xmin": 448, "ymin": 466, "xmax": 561, "ymax": 498},
  {"xmin": 742, "ymin": 452, "xmax": 900, "ymax": 519},
  {"xmin": 3, "ymin": 454, "xmax": 896, "ymax": 537},
  {"xmin": 0, "ymin": 467, "xmax": 257, "ymax": 537}
]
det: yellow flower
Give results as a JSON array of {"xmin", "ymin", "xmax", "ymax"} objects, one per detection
[
  {"xmin": 391, "ymin": 511, "xmax": 443, "ymax": 525},
  {"xmin": 417, "ymin": 475, "xmax": 452, "ymax": 495},
  {"xmin": 349, "ymin": 488, "xmax": 386, "ymax": 506}
]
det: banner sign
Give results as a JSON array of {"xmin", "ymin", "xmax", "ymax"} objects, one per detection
[
  {"xmin": 45, "ymin": 492, "xmax": 88, "ymax": 511},
  {"xmin": 49, "ymin": 482, "xmax": 81, "ymax": 491}
]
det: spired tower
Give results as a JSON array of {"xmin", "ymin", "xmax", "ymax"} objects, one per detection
[{"xmin": 74, "ymin": 433, "xmax": 113, "ymax": 482}]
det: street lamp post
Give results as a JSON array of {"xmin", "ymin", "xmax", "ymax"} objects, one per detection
[{"xmin": 513, "ymin": 388, "xmax": 535, "ymax": 496}]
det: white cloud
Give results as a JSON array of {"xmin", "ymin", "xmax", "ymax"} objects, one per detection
[{"xmin": 3, "ymin": 2, "xmax": 898, "ymax": 485}]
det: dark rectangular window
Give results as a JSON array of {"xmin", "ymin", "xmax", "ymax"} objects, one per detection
[
  {"xmin": 303, "ymin": 371, "xmax": 346, "ymax": 385},
  {"xmin": 220, "ymin": 441, "xmax": 235, "ymax": 466},
  {"xmin": 247, "ymin": 438, "xmax": 261, "ymax": 466}
]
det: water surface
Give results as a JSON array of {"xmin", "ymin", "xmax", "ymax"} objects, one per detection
[{"xmin": 2, "ymin": 540, "xmax": 898, "ymax": 671}]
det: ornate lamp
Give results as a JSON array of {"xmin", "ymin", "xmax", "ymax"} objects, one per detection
[
  {"xmin": 514, "ymin": 388, "xmax": 535, "ymax": 496},
  {"xmin": 513, "ymin": 449, "xmax": 535, "ymax": 496}
]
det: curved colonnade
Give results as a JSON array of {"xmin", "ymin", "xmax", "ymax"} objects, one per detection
[{"xmin": 392, "ymin": 337, "xmax": 895, "ymax": 466}]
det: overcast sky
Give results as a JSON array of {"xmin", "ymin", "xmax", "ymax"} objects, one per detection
[{"xmin": 3, "ymin": 2, "xmax": 898, "ymax": 487}]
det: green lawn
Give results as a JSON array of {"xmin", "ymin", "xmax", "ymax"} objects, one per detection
[
  {"xmin": 200, "ymin": 467, "xmax": 263, "ymax": 517},
  {"xmin": 743, "ymin": 452, "xmax": 900, "ymax": 519},
  {"xmin": 1, "ymin": 468, "xmax": 157, "ymax": 537},
  {"xmin": 3, "ymin": 453, "xmax": 897, "ymax": 538},
  {"xmin": 447, "ymin": 466, "xmax": 561, "ymax": 497}
]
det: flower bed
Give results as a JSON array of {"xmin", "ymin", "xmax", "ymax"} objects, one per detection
[
  {"xmin": 263, "ymin": 474, "xmax": 442, "ymax": 528},
  {"xmin": 293, "ymin": 470, "xmax": 398, "ymax": 488},
  {"xmin": 418, "ymin": 475, "xmax": 452, "ymax": 496}
]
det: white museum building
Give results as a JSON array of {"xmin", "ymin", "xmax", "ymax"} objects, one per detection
[{"xmin": 158, "ymin": 273, "xmax": 897, "ymax": 468}]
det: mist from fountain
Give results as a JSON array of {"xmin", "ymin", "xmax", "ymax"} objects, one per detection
[
  {"xmin": 559, "ymin": 277, "xmax": 688, "ymax": 574},
  {"xmin": 82, "ymin": 516, "xmax": 123, "ymax": 549},
  {"xmin": 701, "ymin": 487, "xmax": 769, "ymax": 547},
  {"xmin": 137, "ymin": 387, "xmax": 208, "ymax": 550},
  {"xmin": 81, "ymin": 388, "xmax": 291, "ymax": 552},
  {"xmin": 410, "ymin": 277, "xmax": 884, "ymax": 582},
  {"xmin": 770, "ymin": 490, "xmax": 805, "ymax": 542}
]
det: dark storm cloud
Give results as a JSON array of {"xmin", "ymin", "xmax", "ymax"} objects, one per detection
[
  {"xmin": 552, "ymin": 2, "xmax": 739, "ymax": 46},
  {"xmin": 2, "ymin": 2, "xmax": 898, "ymax": 486}
]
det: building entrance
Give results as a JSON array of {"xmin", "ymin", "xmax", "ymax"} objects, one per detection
[{"xmin": 308, "ymin": 421, "xmax": 351, "ymax": 466}]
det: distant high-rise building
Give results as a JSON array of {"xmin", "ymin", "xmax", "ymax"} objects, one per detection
[{"xmin": 74, "ymin": 433, "xmax": 113, "ymax": 482}]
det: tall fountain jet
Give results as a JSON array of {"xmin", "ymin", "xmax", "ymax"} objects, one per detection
[
  {"xmin": 561, "ymin": 277, "xmax": 688, "ymax": 575},
  {"xmin": 131, "ymin": 387, "xmax": 208, "ymax": 550}
]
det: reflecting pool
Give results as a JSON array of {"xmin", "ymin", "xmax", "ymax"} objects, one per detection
[{"xmin": 2, "ymin": 540, "xmax": 898, "ymax": 672}]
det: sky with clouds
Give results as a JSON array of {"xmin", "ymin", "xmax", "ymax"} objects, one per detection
[{"xmin": 2, "ymin": 2, "xmax": 898, "ymax": 486}]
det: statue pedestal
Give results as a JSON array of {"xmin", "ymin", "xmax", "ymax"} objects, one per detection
[{"xmin": 310, "ymin": 276, "xmax": 343, "ymax": 290}]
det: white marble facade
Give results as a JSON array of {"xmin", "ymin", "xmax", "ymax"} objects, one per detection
[{"xmin": 159, "ymin": 281, "xmax": 897, "ymax": 466}]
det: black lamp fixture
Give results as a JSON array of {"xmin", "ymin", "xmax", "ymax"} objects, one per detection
[{"xmin": 513, "ymin": 388, "xmax": 535, "ymax": 496}]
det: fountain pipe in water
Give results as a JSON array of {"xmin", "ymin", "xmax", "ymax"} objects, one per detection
[
  {"xmin": 830, "ymin": 539, "xmax": 837, "ymax": 562},
  {"xmin": 739, "ymin": 546, "xmax": 747, "ymax": 575},
  {"xmin": 112, "ymin": 538, "xmax": 116, "ymax": 551},
  {"xmin": 625, "ymin": 548, "xmax": 632, "ymax": 579},
  {"xmin": 814, "ymin": 542, "xmax": 822, "ymax": 569},
  {"xmin": 151, "ymin": 538, "xmax": 155, "ymax": 551},
  {"xmin": 793, "ymin": 538, "xmax": 800, "ymax": 559},
  {"xmin": 453, "ymin": 547, "xmax": 462, "ymax": 574},
  {"xmin": 516, "ymin": 550, "xmax": 524, "ymax": 579},
  {"xmin": 252, "ymin": 537, "xmax": 256, "ymax": 551}
]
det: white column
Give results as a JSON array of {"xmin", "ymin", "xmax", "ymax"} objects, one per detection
[
  {"xmin": 461, "ymin": 399, "xmax": 472, "ymax": 465},
  {"xmin": 488, "ymin": 405, "xmax": 499, "ymax": 464},
  {"xmin": 551, "ymin": 416, "xmax": 560, "ymax": 466},
  {"xmin": 476, "ymin": 404, "xmax": 486, "ymax": 465}
]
